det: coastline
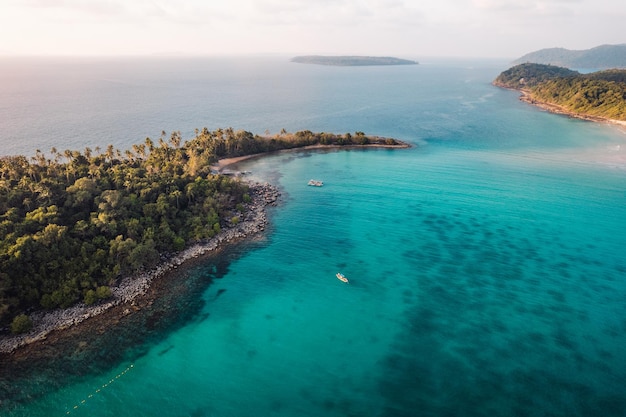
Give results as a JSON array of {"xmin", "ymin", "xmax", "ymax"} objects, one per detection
[
  {"xmin": 0, "ymin": 181, "xmax": 279, "ymax": 356},
  {"xmin": 513, "ymin": 89, "xmax": 626, "ymax": 127},
  {"xmin": 211, "ymin": 141, "xmax": 411, "ymax": 173},
  {"xmin": 0, "ymin": 140, "xmax": 409, "ymax": 358}
]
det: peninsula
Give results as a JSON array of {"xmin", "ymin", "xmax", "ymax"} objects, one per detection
[
  {"xmin": 494, "ymin": 63, "xmax": 626, "ymax": 124},
  {"xmin": 0, "ymin": 129, "xmax": 409, "ymax": 355},
  {"xmin": 291, "ymin": 55, "xmax": 418, "ymax": 66}
]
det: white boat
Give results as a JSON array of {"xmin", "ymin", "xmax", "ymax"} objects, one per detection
[
  {"xmin": 336, "ymin": 272, "xmax": 349, "ymax": 283},
  {"xmin": 308, "ymin": 179, "xmax": 323, "ymax": 187}
]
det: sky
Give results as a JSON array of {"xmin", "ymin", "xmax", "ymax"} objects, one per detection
[{"xmin": 0, "ymin": 0, "xmax": 624, "ymax": 59}]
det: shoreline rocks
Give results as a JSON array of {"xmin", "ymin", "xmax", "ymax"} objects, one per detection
[
  {"xmin": 0, "ymin": 181, "xmax": 280, "ymax": 355},
  {"xmin": 494, "ymin": 84, "xmax": 626, "ymax": 127},
  {"xmin": 519, "ymin": 92, "xmax": 626, "ymax": 126}
]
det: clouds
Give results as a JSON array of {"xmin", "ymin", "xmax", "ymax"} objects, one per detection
[
  {"xmin": 0, "ymin": 0, "xmax": 624, "ymax": 57},
  {"xmin": 21, "ymin": 0, "xmax": 127, "ymax": 18},
  {"xmin": 471, "ymin": 0, "xmax": 581, "ymax": 19},
  {"xmin": 239, "ymin": 0, "xmax": 422, "ymax": 28},
  {"xmin": 16, "ymin": 0, "xmax": 424, "ymax": 29}
]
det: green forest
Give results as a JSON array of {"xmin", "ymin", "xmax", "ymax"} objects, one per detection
[
  {"xmin": 494, "ymin": 63, "xmax": 626, "ymax": 121},
  {"xmin": 1, "ymin": 129, "xmax": 402, "ymax": 332}
]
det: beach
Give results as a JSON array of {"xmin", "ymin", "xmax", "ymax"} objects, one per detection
[{"xmin": 211, "ymin": 142, "xmax": 412, "ymax": 173}]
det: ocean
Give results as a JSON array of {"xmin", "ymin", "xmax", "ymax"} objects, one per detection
[{"xmin": 1, "ymin": 56, "xmax": 626, "ymax": 416}]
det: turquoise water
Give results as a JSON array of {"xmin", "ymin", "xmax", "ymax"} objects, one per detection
[{"xmin": 1, "ymin": 57, "xmax": 626, "ymax": 416}]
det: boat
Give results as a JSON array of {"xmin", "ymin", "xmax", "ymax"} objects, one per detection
[
  {"xmin": 336, "ymin": 272, "xmax": 349, "ymax": 283},
  {"xmin": 308, "ymin": 179, "xmax": 323, "ymax": 187}
]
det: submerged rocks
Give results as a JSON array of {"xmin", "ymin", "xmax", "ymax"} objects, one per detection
[{"xmin": 0, "ymin": 181, "xmax": 280, "ymax": 355}]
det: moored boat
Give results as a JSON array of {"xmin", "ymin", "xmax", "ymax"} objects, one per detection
[
  {"xmin": 308, "ymin": 179, "xmax": 323, "ymax": 186},
  {"xmin": 336, "ymin": 272, "xmax": 349, "ymax": 283}
]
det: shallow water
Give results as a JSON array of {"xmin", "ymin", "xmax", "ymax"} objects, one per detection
[{"xmin": 1, "ymin": 57, "xmax": 626, "ymax": 416}]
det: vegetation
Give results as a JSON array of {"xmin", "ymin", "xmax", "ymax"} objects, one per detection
[
  {"xmin": 291, "ymin": 56, "xmax": 418, "ymax": 66},
  {"xmin": 10, "ymin": 314, "xmax": 32, "ymax": 334},
  {"xmin": 494, "ymin": 63, "xmax": 626, "ymax": 121},
  {"xmin": 0, "ymin": 129, "xmax": 403, "ymax": 328},
  {"xmin": 493, "ymin": 63, "xmax": 578, "ymax": 89},
  {"xmin": 511, "ymin": 44, "xmax": 626, "ymax": 69}
]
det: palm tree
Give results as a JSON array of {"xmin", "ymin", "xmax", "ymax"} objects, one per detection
[
  {"xmin": 64, "ymin": 149, "xmax": 74, "ymax": 164},
  {"xmin": 105, "ymin": 144, "xmax": 115, "ymax": 166},
  {"xmin": 145, "ymin": 138, "xmax": 155, "ymax": 154},
  {"xmin": 171, "ymin": 189, "xmax": 183, "ymax": 209},
  {"xmin": 170, "ymin": 131, "xmax": 182, "ymax": 149}
]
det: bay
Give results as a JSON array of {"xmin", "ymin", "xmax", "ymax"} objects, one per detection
[{"xmin": 1, "ymin": 56, "xmax": 626, "ymax": 416}]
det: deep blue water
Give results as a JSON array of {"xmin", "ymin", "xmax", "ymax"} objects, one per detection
[{"xmin": 1, "ymin": 56, "xmax": 626, "ymax": 416}]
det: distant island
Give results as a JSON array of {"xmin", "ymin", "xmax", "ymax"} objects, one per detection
[
  {"xmin": 494, "ymin": 63, "xmax": 626, "ymax": 123},
  {"xmin": 291, "ymin": 55, "xmax": 418, "ymax": 66},
  {"xmin": 511, "ymin": 44, "xmax": 626, "ymax": 69}
]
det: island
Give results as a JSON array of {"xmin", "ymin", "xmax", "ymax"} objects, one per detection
[
  {"xmin": 0, "ymin": 129, "xmax": 409, "ymax": 355},
  {"xmin": 493, "ymin": 63, "xmax": 626, "ymax": 123},
  {"xmin": 291, "ymin": 55, "xmax": 418, "ymax": 66}
]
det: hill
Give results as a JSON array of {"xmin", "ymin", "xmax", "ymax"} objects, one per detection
[
  {"xmin": 291, "ymin": 55, "xmax": 418, "ymax": 66},
  {"xmin": 494, "ymin": 63, "xmax": 578, "ymax": 89},
  {"xmin": 494, "ymin": 63, "xmax": 626, "ymax": 122},
  {"xmin": 511, "ymin": 44, "xmax": 626, "ymax": 69}
]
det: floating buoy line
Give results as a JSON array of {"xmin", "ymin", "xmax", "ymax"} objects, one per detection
[{"xmin": 64, "ymin": 363, "xmax": 134, "ymax": 415}]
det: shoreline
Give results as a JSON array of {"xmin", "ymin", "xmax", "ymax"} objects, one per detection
[
  {"xmin": 0, "ymin": 181, "xmax": 280, "ymax": 356},
  {"xmin": 0, "ymin": 140, "xmax": 409, "ymax": 358},
  {"xmin": 512, "ymin": 88, "xmax": 626, "ymax": 127},
  {"xmin": 211, "ymin": 142, "xmax": 411, "ymax": 172}
]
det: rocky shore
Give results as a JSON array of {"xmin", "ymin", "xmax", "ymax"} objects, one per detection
[
  {"xmin": 517, "ymin": 90, "xmax": 626, "ymax": 127},
  {"xmin": 0, "ymin": 181, "xmax": 280, "ymax": 355}
]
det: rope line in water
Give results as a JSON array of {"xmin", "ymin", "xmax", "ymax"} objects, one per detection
[{"xmin": 64, "ymin": 364, "xmax": 134, "ymax": 415}]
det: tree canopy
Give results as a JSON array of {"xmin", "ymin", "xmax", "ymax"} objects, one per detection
[
  {"xmin": 493, "ymin": 63, "xmax": 579, "ymax": 89},
  {"xmin": 0, "ymin": 129, "xmax": 403, "ymax": 330},
  {"xmin": 494, "ymin": 64, "xmax": 626, "ymax": 121}
]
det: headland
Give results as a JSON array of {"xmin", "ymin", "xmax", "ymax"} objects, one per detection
[
  {"xmin": 0, "ymin": 138, "xmax": 410, "ymax": 359},
  {"xmin": 493, "ymin": 63, "xmax": 626, "ymax": 125}
]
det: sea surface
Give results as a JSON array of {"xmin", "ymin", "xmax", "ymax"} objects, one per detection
[{"xmin": 1, "ymin": 56, "xmax": 626, "ymax": 416}]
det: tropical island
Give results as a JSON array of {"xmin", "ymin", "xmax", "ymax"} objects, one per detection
[
  {"xmin": 0, "ymin": 129, "xmax": 408, "ymax": 353},
  {"xmin": 493, "ymin": 63, "xmax": 626, "ymax": 123},
  {"xmin": 291, "ymin": 55, "xmax": 418, "ymax": 66}
]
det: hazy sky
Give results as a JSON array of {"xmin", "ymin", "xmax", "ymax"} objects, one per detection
[{"xmin": 0, "ymin": 0, "xmax": 624, "ymax": 58}]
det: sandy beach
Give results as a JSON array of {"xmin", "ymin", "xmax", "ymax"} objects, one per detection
[{"xmin": 211, "ymin": 142, "xmax": 412, "ymax": 173}]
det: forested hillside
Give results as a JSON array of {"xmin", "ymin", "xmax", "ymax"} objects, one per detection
[
  {"xmin": 511, "ymin": 44, "xmax": 626, "ymax": 69},
  {"xmin": 494, "ymin": 63, "xmax": 626, "ymax": 121},
  {"xmin": 0, "ymin": 129, "xmax": 402, "ymax": 331},
  {"xmin": 493, "ymin": 63, "xmax": 578, "ymax": 88}
]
